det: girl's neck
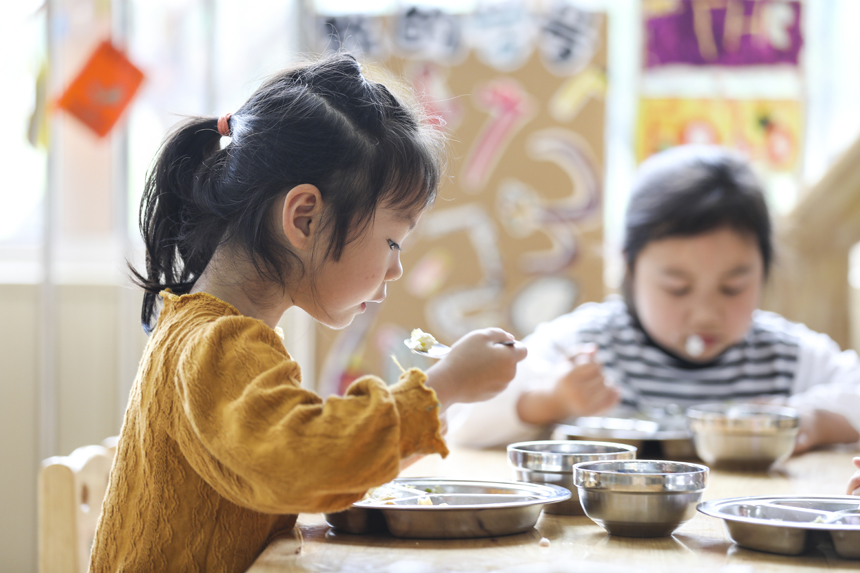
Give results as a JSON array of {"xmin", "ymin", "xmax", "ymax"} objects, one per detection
[{"xmin": 190, "ymin": 248, "xmax": 292, "ymax": 329}]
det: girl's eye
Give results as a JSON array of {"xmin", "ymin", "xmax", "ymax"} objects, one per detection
[
  {"xmin": 665, "ymin": 287, "xmax": 689, "ymax": 297},
  {"xmin": 721, "ymin": 285, "xmax": 744, "ymax": 296},
  {"xmin": 387, "ymin": 239, "xmax": 401, "ymax": 251}
]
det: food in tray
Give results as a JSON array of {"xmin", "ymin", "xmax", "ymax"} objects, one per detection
[
  {"xmin": 405, "ymin": 328, "xmax": 437, "ymax": 352},
  {"xmin": 360, "ymin": 482, "xmax": 444, "ymax": 505}
]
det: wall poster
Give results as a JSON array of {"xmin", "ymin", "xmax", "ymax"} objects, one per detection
[{"xmin": 312, "ymin": 3, "xmax": 608, "ymax": 396}]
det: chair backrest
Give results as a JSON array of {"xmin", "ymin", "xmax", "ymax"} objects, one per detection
[{"xmin": 39, "ymin": 437, "xmax": 117, "ymax": 573}]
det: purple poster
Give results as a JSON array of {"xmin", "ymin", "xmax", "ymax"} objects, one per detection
[{"xmin": 645, "ymin": 0, "xmax": 802, "ymax": 68}]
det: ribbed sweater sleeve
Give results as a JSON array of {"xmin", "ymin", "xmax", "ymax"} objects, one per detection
[{"xmin": 171, "ymin": 314, "xmax": 447, "ymax": 515}]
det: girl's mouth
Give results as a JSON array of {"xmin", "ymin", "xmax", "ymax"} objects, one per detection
[{"xmin": 686, "ymin": 334, "xmax": 719, "ymax": 357}]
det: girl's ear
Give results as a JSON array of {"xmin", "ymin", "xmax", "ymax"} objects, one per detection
[{"xmin": 282, "ymin": 184, "xmax": 323, "ymax": 250}]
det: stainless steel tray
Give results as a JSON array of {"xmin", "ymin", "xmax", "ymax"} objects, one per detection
[
  {"xmin": 553, "ymin": 415, "xmax": 695, "ymax": 459},
  {"xmin": 698, "ymin": 495, "xmax": 860, "ymax": 559},
  {"xmin": 324, "ymin": 477, "xmax": 570, "ymax": 539}
]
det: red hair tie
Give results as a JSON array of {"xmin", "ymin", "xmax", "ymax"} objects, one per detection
[{"xmin": 217, "ymin": 113, "xmax": 232, "ymax": 137}]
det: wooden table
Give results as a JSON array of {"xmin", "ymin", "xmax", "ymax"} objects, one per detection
[{"xmin": 248, "ymin": 446, "xmax": 860, "ymax": 572}]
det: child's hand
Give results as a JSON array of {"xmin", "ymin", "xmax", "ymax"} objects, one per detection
[
  {"xmin": 516, "ymin": 343, "xmax": 620, "ymax": 426},
  {"xmin": 793, "ymin": 408, "xmax": 860, "ymax": 454},
  {"xmin": 848, "ymin": 457, "xmax": 860, "ymax": 496},
  {"xmin": 425, "ymin": 328, "xmax": 527, "ymax": 410}
]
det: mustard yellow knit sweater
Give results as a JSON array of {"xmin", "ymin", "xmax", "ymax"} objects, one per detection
[{"xmin": 89, "ymin": 291, "xmax": 448, "ymax": 572}]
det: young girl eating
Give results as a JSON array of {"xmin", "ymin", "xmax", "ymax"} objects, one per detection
[
  {"xmin": 447, "ymin": 145, "xmax": 860, "ymax": 453},
  {"xmin": 89, "ymin": 54, "xmax": 526, "ymax": 572}
]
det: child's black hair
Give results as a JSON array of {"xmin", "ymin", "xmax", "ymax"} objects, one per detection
[
  {"xmin": 130, "ymin": 53, "xmax": 446, "ymax": 333},
  {"xmin": 623, "ymin": 145, "xmax": 773, "ymax": 277}
]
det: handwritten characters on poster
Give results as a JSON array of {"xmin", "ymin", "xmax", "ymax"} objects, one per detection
[
  {"xmin": 469, "ymin": 0, "xmax": 536, "ymax": 71},
  {"xmin": 644, "ymin": 0, "xmax": 802, "ymax": 68},
  {"xmin": 540, "ymin": 1, "xmax": 601, "ymax": 75},
  {"xmin": 318, "ymin": 15, "xmax": 387, "ymax": 58},
  {"xmin": 498, "ymin": 129, "xmax": 601, "ymax": 275},
  {"xmin": 462, "ymin": 79, "xmax": 536, "ymax": 192},
  {"xmin": 394, "ymin": 6, "xmax": 465, "ymax": 62}
]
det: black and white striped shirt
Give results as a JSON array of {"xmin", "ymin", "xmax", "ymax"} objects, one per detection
[
  {"xmin": 447, "ymin": 298, "xmax": 860, "ymax": 448},
  {"xmin": 572, "ymin": 299, "xmax": 797, "ymax": 407}
]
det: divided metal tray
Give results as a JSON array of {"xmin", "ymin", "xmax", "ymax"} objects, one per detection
[
  {"xmin": 698, "ymin": 495, "xmax": 860, "ymax": 559},
  {"xmin": 324, "ymin": 477, "xmax": 570, "ymax": 539}
]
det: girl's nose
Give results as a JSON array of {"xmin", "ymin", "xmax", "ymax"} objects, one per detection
[
  {"xmin": 386, "ymin": 253, "xmax": 403, "ymax": 282},
  {"xmin": 690, "ymin": 292, "xmax": 722, "ymax": 325}
]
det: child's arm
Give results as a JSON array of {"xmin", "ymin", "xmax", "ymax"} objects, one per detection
[
  {"xmin": 848, "ymin": 457, "xmax": 860, "ymax": 495},
  {"xmin": 785, "ymin": 321, "xmax": 860, "ymax": 452},
  {"xmin": 794, "ymin": 409, "xmax": 860, "ymax": 454},
  {"xmin": 172, "ymin": 320, "xmax": 450, "ymax": 516},
  {"xmin": 514, "ymin": 344, "xmax": 619, "ymax": 426}
]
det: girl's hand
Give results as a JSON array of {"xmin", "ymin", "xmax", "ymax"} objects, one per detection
[
  {"xmin": 848, "ymin": 457, "xmax": 860, "ymax": 496},
  {"xmin": 425, "ymin": 328, "xmax": 527, "ymax": 410},
  {"xmin": 516, "ymin": 344, "xmax": 620, "ymax": 426},
  {"xmin": 793, "ymin": 409, "xmax": 860, "ymax": 454}
]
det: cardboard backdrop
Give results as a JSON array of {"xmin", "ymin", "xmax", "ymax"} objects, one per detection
[{"xmin": 310, "ymin": 4, "xmax": 608, "ymax": 395}]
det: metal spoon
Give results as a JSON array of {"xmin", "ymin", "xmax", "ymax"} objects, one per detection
[{"xmin": 404, "ymin": 339, "xmax": 516, "ymax": 359}]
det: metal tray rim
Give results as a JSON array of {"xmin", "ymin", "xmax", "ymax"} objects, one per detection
[
  {"xmin": 698, "ymin": 495, "xmax": 860, "ymax": 531},
  {"xmin": 554, "ymin": 419, "xmax": 691, "ymax": 442},
  {"xmin": 355, "ymin": 477, "xmax": 571, "ymax": 510}
]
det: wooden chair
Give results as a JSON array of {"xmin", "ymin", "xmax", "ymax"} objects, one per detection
[{"xmin": 39, "ymin": 437, "xmax": 118, "ymax": 573}]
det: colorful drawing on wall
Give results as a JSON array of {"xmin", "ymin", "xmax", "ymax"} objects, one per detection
[
  {"xmin": 405, "ymin": 247, "xmax": 454, "ymax": 299},
  {"xmin": 469, "ymin": 0, "xmax": 536, "ymax": 72},
  {"xmin": 318, "ymin": 14, "xmax": 387, "ymax": 58},
  {"xmin": 404, "ymin": 61, "xmax": 465, "ymax": 131},
  {"xmin": 462, "ymin": 79, "xmax": 536, "ymax": 193},
  {"xmin": 56, "ymin": 40, "xmax": 145, "ymax": 138},
  {"xmin": 418, "ymin": 204, "xmax": 506, "ymax": 341},
  {"xmin": 394, "ymin": 6, "xmax": 465, "ymax": 62},
  {"xmin": 636, "ymin": 97, "xmax": 802, "ymax": 172},
  {"xmin": 643, "ymin": 0, "xmax": 802, "ymax": 68},
  {"xmin": 550, "ymin": 65, "xmax": 606, "ymax": 122},
  {"xmin": 497, "ymin": 128, "xmax": 601, "ymax": 274},
  {"xmin": 539, "ymin": 1, "xmax": 602, "ymax": 76}
]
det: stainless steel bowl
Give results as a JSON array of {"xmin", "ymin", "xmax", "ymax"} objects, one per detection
[
  {"xmin": 507, "ymin": 440, "xmax": 637, "ymax": 515},
  {"xmin": 686, "ymin": 403, "xmax": 800, "ymax": 470},
  {"xmin": 574, "ymin": 459, "xmax": 709, "ymax": 537}
]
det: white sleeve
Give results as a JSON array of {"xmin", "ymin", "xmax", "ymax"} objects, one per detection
[
  {"xmin": 445, "ymin": 310, "xmax": 589, "ymax": 448},
  {"xmin": 787, "ymin": 324, "xmax": 860, "ymax": 434},
  {"xmin": 445, "ymin": 375, "xmax": 545, "ymax": 449}
]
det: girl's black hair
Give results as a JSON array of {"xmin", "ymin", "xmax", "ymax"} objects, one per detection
[
  {"xmin": 623, "ymin": 145, "xmax": 773, "ymax": 297},
  {"xmin": 130, "ymin": 53, "xmax": 446, "ymax": 333}
]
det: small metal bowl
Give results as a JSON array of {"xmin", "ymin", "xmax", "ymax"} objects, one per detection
[
  {"xmin": 507, "ymin": 440, "xmax": 637, "ymax": 515},
  {"xmin": 686, "ymin": 403, "xmax": 800, "ymax": 470},
  {"xmin": 574, "ymin": 459, "xmax": 709, "ymax": 537}
]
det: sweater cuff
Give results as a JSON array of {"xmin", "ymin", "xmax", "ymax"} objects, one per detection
[{"xmin": 390, "ymin": 368, "xmax": 450, "ymax": 459}]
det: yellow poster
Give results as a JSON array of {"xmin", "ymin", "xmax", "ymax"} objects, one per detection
[{"xmin": 636, "ymin": 98, "xmax": 803, "ymax": 173}]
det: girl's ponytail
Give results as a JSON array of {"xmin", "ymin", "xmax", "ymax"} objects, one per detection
[
  {"xmin": 131, "ymin": 53, "xmax": 446, "ymax": 334},
  {"xmin": 130, "ymin": 117, "xmax": 225, "ymax": 333}
]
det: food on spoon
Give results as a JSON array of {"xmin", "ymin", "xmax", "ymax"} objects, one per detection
[{"xmin": 406, "ymin": 328, "xmax": 438, "ymax": 352}]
